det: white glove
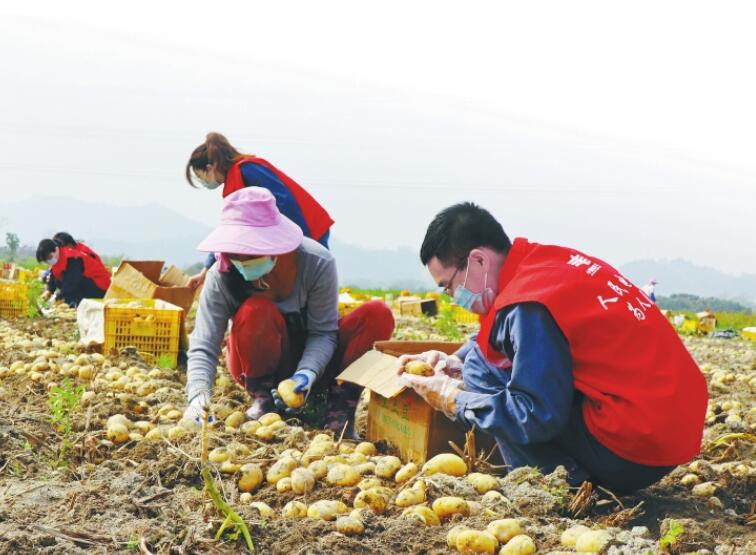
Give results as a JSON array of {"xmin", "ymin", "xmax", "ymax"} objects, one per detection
[
  {"xmin": 181, "ymin": 391, "xmax": 214, "ymax": 430},
  {"xmin": 397, "ymin": 350, "xmax": 463, "ymax": 378},
  {"xmin": 397, "ymin": 373, "xmax": 462, "ymax": 420}
]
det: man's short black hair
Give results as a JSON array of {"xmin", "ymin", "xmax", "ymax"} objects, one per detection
[
  {"xmin": 36, "ymin": 239, "xmax": 58, "ymax": 263},
  {"xmin": 53, "ymin": 232, "xmax": 76, "ymax": 247},
  {"xmin": 420, "ymin": 202, "xmax": 511, "ymax": 268}
]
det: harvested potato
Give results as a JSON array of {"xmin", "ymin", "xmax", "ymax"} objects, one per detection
[
  {"xmin": 259, "ymin": 412, "xmax": 282, "ymax": 427},
  {"xmin": 432, "ymin": 496, "xmax": 470, "ymax": 519},
  {"xmin": 560, "ymin": 524, "xmax": 590, "ymax": 547},
  {"xmin": 291, "ymin": 468, "xmax": 316, "ymax": 494},
  {"xmin": 336, "ymin": 516, "xmax": 365, "ymax": 535},
  {"xmin": 375, "ymin": 456, "xmax": 402, "ymax": 479},
  {"xmin": 447, "ymin": 525, "xmax": 472, "ymax": 548},
  {"xmin": 405, "ymin": 360, "xmax": 434, "ymax": 376},
  {"xmin": 487, "ymin": 519, "xmax": 523, "ymax": 543},
  {"xmin": 282, "ymin": 501, "xmax": 308, "ymax": 519},
  {"xmin": 355, "ymin": 462, "xmax": 377, "ymax": 475},
  {"xmin": 276, "ymin": 477, "xmax": 293, "ymax": 493},
  {"xmin": 327, "ymin": 464, "xmax": 361, "ymax": 487},
  {"xmin": 401, "ymin": 505, "xmax": 440, "ymax": 526},
  {"xmin": 308, "ymin": 460, "xmax": 328, "ymax": 480},
  {"xmin": 353, "ymin": 488, "xmax": 389, "ymax": 514},
  {"xmin": 346, "ymin": 452, "xmax": 368, "ymax": 465},
  {"xmin": 307, "ymin": 500, "xmax": 349, "ymax": 521},
  {"xmin": 167, "ymin": 425, "xmax": 188, "ymax": 441},
  {"xmin": 498, "ymin": 534, "xmax": 536, "ymax": 555},
  {"xmin": 224, "ymin": 410, "xmax": 245, "ymax": 429},
  {"xmin": 395, "ymin": 462, "xmax": 419, "ymax": 484},
  {"xmin": 277, "ymin": 379, "xmax": 305, "ymax": 409},
  {"xmin": 358, "ymin": 477, "xmax": 383, "ymax": 491},
  {"xmin": 692, "ymin": 482, "xmax": 718, "ymax": 497},
  {"xmin": 238, "ymin": 463, "xmax": 264, "ymax": 492},
  {"xmin": 106, "ymin": 423, "xmax": 129, "ymax": 444},
  {"xmin": 467, "ymin": 472, "xmax": 499, "ymax": 494},
  {"xmin": 267, "ymin": 457, "xmax": 298, "ymax": 484},
  {"xmin": 395, "ymin": 480, "xmax": 426, "ymax": 507},
  {"xmin": 255, "ymin": 425, "xmax": 276, "ymax": 441},
  {"xmin": 240, "ymin": 420, "xmax": 261, "ymax": 436},
  {"xmin": 239, "ymin": 493, "xmax": 253, "ymax": 504},
  {"xmin": 354, "ymin": 442, "xmax": 377, "ymax": 456},
  {"xmin": 250, "ymin": 502, "xmax": 275, "ymax": 519},
  {"xmin": 220, "ymin": 461, "xmax": 242, "ymax": 474},
  {"xmin": 455, "ymin": 529, "xmax": 499, "ymax": 554},
  {"xmin": 422, "ymin": 453, "xmax": 467, "ymax": 476},
  {"xmin": 574, "ymin": 530, "xmax": 610, "ymax": 553},
  {"xmin": 680, "ymin": 473, "xmax": 701, "ymax": 487},
  {"xmin": 209, "ymin": 447, "xmax": 230, "ymax": 464},
  {"xmin": 107, "ymin": 414, "xmax": 131, "ymax": 429},
  {"xmin": 145, "ymin": 428, "xmax": 163, "ymax": 441}
]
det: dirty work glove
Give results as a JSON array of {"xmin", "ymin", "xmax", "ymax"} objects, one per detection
[
  {"xmin": 397, "ymin": 373, "xmax": 462, "ymax": 420},
  {"xmin": 181, "ymin": 391, "xmax": 215, "ymax": 430},
  {"xmin": 397, "ymin": 350, "xmax": 463, "ymax": 378},
  {"xmin": 271, "ymin": 369, "xmax": 317, "ymax": 415}
]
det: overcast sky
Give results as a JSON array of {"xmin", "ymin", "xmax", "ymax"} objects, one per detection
[{"xmin": 1, "ymin": 1, "xmax": 754, "ymax": 274}]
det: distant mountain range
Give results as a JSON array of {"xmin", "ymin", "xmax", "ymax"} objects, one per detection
[{"xmin": 1, "ymin": 196, "xmax": 753, "ymax": 304}]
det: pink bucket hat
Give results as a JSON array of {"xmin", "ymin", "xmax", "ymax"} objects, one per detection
[{"xmin": 197, "ymin": 187, "xmax": 304, "ymax": 256}]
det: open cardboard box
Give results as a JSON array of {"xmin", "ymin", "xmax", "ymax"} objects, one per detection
[
  {"xmin": 337, "ymin": 340, "xmax": 499, "ymax": 465},
  {"xmin": 105, "ymin": 261, "xmax": 197, "ymax": 349}
]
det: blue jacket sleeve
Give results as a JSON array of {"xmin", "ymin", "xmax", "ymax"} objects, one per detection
[
  {"xmin": 454, "ymin": 303, "xmax": 574, "ymax": 444},
  {"xmin": 240, "ymin": 163, "xmax": 312, "ymax": 237},
  {"xmin": 203, "ymin": 252, "xmax": 216, "ymax": 270},
  {"xmin": 453, "ymin": 332, "xmax": 478, "ymax": 361}
]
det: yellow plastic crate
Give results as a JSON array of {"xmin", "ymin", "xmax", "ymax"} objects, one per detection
[
  {"xmin": 103, "ymin": 299, "xmax": 182, "ymax": 368},
  {"xmin": 450, "ymin": 304, "xmax": 478, "ymax": 324},
  {"xmin": 0, "ymin": 280, "xmax": 29, "ymax": 319}
]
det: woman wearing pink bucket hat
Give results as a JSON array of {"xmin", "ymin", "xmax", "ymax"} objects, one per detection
[{"xmin": 183, "ymin": 187, "xmax": 394, "ymax": 435}]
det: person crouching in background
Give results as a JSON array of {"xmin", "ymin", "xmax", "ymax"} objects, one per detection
[{"xmin": 36, "ymin": 237, "xmax": 111, "ymax": 307}]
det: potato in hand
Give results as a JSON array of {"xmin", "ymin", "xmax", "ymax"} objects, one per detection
[
  {"xmin": 277, "ymin": 379, "xmax": 305, "ymax": 409},
  {"xmin": 404, "ymin": 360, "xmax": 434, "ymax": 376}
]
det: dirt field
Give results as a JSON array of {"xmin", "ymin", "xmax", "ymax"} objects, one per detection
[{"xmin": 0, "ymin": 311, "xmax": 753, "ymax": 554}]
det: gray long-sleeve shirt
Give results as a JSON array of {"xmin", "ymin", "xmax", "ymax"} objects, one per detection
[{"xmin": 186, "ymin": 238, "xmax": 339, "ymax": 401}]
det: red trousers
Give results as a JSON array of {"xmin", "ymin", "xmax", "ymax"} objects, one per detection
[{"xmin": 227, "ymin": 299, "xmax": 395, "ymax": 390}]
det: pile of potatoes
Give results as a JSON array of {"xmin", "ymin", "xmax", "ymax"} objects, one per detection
[{"xmin": 447, "ymin": 519, "xmax": 536, "ymax": 555}]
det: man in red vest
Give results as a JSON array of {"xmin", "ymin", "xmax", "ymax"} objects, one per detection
[{"xmin": 398, "ymin": 202, "xmax": 707, "ymax": 492}]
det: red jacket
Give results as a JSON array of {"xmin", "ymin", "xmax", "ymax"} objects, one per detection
[
  {"xmin": 477, "ymin": 238, "xmax": 707, "ymax": 466},
  {"xmin": 51, "ymin": 246, "xmax": 111, "ymax": 292},
  {"xmin": 223, "ymin": 156, "xmax": 334, "ymax": 241}
]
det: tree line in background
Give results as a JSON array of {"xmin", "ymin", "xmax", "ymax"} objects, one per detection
[{"xmin": 657, "ymin": 294, "xmax": 752, "ymax": 314}]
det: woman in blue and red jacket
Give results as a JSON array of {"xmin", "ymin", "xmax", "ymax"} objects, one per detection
[
  {"xmin": 36, "ymin": 238, "xmax": 111, "ymax": 308},
  {"xmin": 185, "ymin": 132, "xmax": 334, "ymax": 289}
]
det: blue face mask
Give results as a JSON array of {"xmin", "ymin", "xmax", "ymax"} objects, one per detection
[
  {"xmin": 200, "ymin": 176, "xmax": 221, "ymax": 190},
  {"xmin": 452, "ymin": 260, "xmax": 494, "ymax": 314},
  {"xmin": 47, "ymin": 255, "xmax": 59, "ymax": 267},
  {"xmin": 232, "ymin": 256, "xmax": 276, "ymax": 281}
]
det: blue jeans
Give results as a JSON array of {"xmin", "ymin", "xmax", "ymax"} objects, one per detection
[{"xmin": 463, "ymin": 346, "xmax": 674, "ymax": 492}]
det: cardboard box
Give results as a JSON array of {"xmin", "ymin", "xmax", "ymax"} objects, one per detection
[
  {"xmin": 105, "ymin": 261, "xmax": 197, "ymax": 350},
  {"xmin": 337, "ymin": 340, "xmax": 498, "ymax": 465},
  {"xmin": 398, "ymin": 299, "xmax": 438, "ymax": 317},
  {"xmin": 105, "ymin": 261, "xmax": 196, "ymax": 315}
]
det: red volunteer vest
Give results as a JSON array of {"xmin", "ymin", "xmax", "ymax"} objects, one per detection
[
  {"xmin": 74, "ymin": 241, "xmax": 100, "ymax": 261},
  {"xmin": 477, "ymin": 238, "xmax": 707, "ymax": 466},
  {"xmin": 51, "ymin": 246, "xmax": 112, "ymax": 292},
  {"xmin": 223, "ymin": 156, "xmax": 334, "ymax": 241}
]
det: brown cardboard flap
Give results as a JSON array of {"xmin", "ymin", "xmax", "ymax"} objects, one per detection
[
  {"xmin": 105, "ymin": 263, "xmax": 158, "ymax": 300},
  {"xmin": 160, "ymin": 266, "xmax": 191, "ymax": 288},
  {"xmin": 337, "ymin": 340, "xmax": 464, "ymax": 399},
  {"xmin": 120, "ymin": 261, "xmax": 164, "ymax": 282}
]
